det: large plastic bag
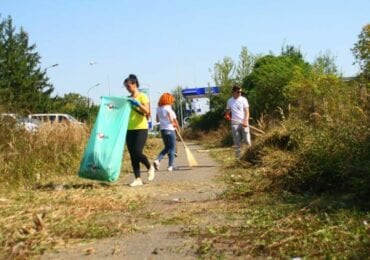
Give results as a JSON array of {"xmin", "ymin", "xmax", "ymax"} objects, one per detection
[{"xmin": 78, "ymin": 96, "xmax": 131, "ymax": 182}]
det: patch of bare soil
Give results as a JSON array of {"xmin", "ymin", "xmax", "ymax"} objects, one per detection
[{"xmin": 41, "ymin": 143, "xmax": 226, "ymax": 259}]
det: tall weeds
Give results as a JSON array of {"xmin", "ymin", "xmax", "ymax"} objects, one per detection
[
  {"xmin": 283, "ymin": 77, "xmax": 369, "ymax": 197},
  {"xmin": 0, "ymin": 122, "xmax": 88, "ymax": 190},
  {"xmin": 241, "ymin": 77, "xmax": 370, "ymax": 202}
]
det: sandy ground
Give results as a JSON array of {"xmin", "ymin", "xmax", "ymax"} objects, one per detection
[{"xmin": 41, "ymin": 142, "xmax": 224, "ymax": 259}]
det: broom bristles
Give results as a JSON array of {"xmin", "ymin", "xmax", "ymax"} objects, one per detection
[
  {"xmin": 183, "ymin": 143, "xmax": 198, "ymax": 167},
  {"xmin": 175, "ymin": 128, "xmax": 198, "ymax": 167}
]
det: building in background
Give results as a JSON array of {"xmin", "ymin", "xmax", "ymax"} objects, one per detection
[{"xmin": 182, "ymin": 86, "xmax": 219, "ymax": 115}]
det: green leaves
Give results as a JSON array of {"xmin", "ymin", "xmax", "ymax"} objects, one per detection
[
  {"xmin": 0, "ymin": 15, "xmax": 53, "ymax": 114},
  {"xmin": 351, "ymin": 24, "xmax": 370, "ymax": 80}
]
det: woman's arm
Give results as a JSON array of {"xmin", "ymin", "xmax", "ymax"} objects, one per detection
[
  {"xmin": 167, "ymin": 111, "xmax": 179, "ymax": 130},
  {"xmin": 140, "ymin": 102, "xmax": 151, "ymax": 115}
]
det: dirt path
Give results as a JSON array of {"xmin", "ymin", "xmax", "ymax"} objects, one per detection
[{"xmin": 41, "ymin": 143, "xmax": 224, "ymax": 259}]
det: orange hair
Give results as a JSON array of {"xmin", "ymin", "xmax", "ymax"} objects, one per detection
[{"xmin": 158, "ymin": 93, "xmax": 175, "ymax": 106}]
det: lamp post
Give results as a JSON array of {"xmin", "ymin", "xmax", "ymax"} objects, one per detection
[
  {"xmin": 46, "ymin": 63, "xmax": 59, "ymax": 71},
  {"xmin": 180, "ymin": 92, "xmax": 184, "ymax": 128},
  {"xmin": 89, "ymin": 60, "xmax": 110, "ymax": 96},
  {"xmin": 87, "ymin": 83, "xmax": 101, "ymax": 107}
]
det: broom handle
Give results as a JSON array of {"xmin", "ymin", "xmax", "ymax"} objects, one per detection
[
  {"xmin": 230, "ymin": 119, "xmax": 265, "ymax": 134},
  {"xmin": 175, "ymin": 128, "xmax": 185, "ymax": 145}
]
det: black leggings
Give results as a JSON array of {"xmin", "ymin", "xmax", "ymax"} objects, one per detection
[{"xmin": 126, "ymin": 129, "xmax": 151, "ymax": 178}]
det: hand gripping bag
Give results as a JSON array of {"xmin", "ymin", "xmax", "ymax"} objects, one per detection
[{"xmin": 78, "ymin": 96, "xmax": 131, "ymax": 182}]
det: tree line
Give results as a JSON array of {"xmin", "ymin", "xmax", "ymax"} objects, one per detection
[
  {"xmin": 0, "ymin": 15, "xmax": 97, "ymax": 122},
  {"xmin": 185, "ymin": 23, "xmax": 369, "ymax": 199},
  {"xmin": 185, "ymin": 24, "xmax": 369, "ymax": 131}
]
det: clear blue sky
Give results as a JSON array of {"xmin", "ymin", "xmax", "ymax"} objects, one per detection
[{"xmin": 1, "ymin": 0, "xmax": 369, "ymax": 104}]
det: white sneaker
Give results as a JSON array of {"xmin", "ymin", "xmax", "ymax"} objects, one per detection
[
  {"xmin": 129, "ymin": 178, "xmax": 143, "ymax": 187},
  {"xmin": 148, "ymin": 166, "xmax": 155, "ymax": 181},
  {"xmin": 167, "ymin": 166, "xmax": 173, "ymax": 172},
  {"xmin": 153, "ymin": 160, "xmax": 160, "ymax": 170}
]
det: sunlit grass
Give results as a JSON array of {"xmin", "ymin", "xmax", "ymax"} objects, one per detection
[
  {"xmin": 0, "ymin": 121, "xmax": 163, "ymax": 258},
  {"xmin": 0, "ymin": 186, "xmax": 146, "ymax": 258},
  {"xmin": 190, "ymin": 135, "xmax": 370, "ymax": 259}
]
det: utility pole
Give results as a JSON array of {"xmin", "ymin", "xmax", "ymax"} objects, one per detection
[
  {"xmin": 179, "ymin": 90, "xmax": 183, "ymax": 128},
  {"xmin": 87, "ymin": 83, "xmax": 101, "ymax": 108}
]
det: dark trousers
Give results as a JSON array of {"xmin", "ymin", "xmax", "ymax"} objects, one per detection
[{"xmin": 126, "ymin": 129, "xmax": 150, "ymax": 178}]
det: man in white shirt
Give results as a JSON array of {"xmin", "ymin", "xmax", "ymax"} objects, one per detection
[{"xmin": 226, "ymin": 85, "xmax": 251, "ymax": 158}]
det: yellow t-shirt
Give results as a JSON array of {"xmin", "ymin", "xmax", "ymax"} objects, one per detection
[{"xmin": 127, "ymin": 92, "xmax": 149, "ymax": 130}]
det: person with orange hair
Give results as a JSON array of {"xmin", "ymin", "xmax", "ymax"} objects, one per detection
[{"xmin": 153, "ymin": 93, "xmax": 179, "ymax": 172}]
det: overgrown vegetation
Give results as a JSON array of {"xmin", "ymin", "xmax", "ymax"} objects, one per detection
[
  {"xmin": 184, "ymin": 24, "xmax": 370, "ymax": 258},
  {"xmin": 185, "ymin": 144, "xmax": 369, "ymax": 259},
  {"xmin": 0, "ymin": 12, "xmax": 369, "ymax": 259},
  {"xmin": 190, "ymin": 23, "xmax": 369, "ymax": 200},
  {"xmin": 0, "ymin": 121, "xmax": 162, "ymax": 258},
  {"xmin": 0, "ymin": 121, "xmax": 88, "ymax": 189}
]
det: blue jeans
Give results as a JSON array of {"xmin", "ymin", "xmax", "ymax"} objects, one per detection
[{"xmin": 157, "ymin": 129, "xmax": 176, "ymax": 167}]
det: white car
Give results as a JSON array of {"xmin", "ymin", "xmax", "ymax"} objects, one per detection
[
  {"xmin": 1, "ymin": 113, "xmax": 40, "ymax": 132},
  {"xmin": 18, "ymin": 117, "xmax": 41, "ymax": 132},
  {"xmin": 28, "ymin": 113, "xmax": 84, "ymax": 125}
]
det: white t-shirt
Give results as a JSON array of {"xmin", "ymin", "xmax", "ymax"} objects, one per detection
[
  {"xmin": 156, "ymin": 105, "xmax": 176, "ymax": 130},
  {"xmin": 226, "ymin": 96, "xmax": 249, "ymax": 124}
]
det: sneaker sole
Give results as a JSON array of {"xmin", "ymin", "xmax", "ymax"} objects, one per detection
[{"xmin": 129, "ymin": 183, "xmax": 143, "ymax": 187}]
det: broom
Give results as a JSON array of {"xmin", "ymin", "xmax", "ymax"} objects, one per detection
[
  {"xmin": 230, "ymin": 119, "xmax": 265, "ymax": 135},
  {"xmin": 175, "ymin": 128, "xmax": 198, "ymax": 167}
]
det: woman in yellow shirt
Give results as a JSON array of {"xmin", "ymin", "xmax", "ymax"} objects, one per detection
[{"xmin": 124, "ymin": 74, "xmax": 155, "ymax": 187}]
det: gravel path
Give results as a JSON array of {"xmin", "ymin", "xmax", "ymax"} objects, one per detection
[{"xmin": 41, "ymin": 142, "xmax": 224, "ymax": 259}]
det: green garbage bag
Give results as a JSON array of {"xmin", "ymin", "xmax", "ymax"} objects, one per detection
[{"xmin": 78, "ymin": 96, "xmax": 131, "ymax": 182}]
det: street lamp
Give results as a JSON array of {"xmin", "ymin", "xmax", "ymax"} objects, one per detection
[
  {"xmin": 46, "ymin": 63, "xmax": 59, "ymax": 70},
  {"xmin": 87, "ymin": 83, "xmax": 101, "ymax": 107}
]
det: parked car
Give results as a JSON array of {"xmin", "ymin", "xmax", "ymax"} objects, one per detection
[
  {"xmin": 28, "ymin": 113, "xmax": 83, "ymax": 125},
  {"xmin": 18, "ymin": 117, "xmax": 41, "ymax": 132},
  {"xmin": 0, "ymin": 113, "xmax": 40, "ymax": 132}
]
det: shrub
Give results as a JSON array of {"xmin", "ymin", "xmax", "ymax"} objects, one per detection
[
  {"xmin": 284, "ymin": 116, "xmax": 369, "ymax": 196},
  {"xmin": 188, "ymin": 108, "xmax": 224, "ymax": 132},
  {"xmin": 239, "ymin": 77, "xmax": 369, "ymax": 201},
  {"xmin": 281, "ymin": 78, "xmax": 369, "ymax": 198}
]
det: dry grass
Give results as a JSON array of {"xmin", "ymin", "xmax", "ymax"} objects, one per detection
[
  {"xmin": 191, "ymin": 129, "xmax": 370, "ymax": 259},
  {"xmin": 0, "ymin": 121, "xmax": 163, "ymax": 258},
  {"xmin": 0, "ymin": 123, "xmax": 89, "ymax": 189},
  {"xmin": 0, "ymin": 185, "xmax": 146, "ymax": 259}
]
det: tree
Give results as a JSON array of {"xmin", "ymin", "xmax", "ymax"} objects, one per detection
[
  {"xmin": 51, "ymin": 93, "xmax": 91, "ymax": 122},
  {"xmin": 212, "ymin": 57, "xmax": 234, "ymax": 88},
  {"xmin": 210, "ymin": 57, "xmax": 235, "ymax": 113},
  {"xmin": 351, "ymin": 23, "xmax": 370, "ymax": 82},
  {"xmin": 172, "ymin": 86, "xmax": 185, "ymax": 127},
  {"xmin": 0, "ymin": 15, "xmax": 53, "ymax": 114},
  {"xmin": 312, "ymin": 51, "xmax": 339, "ymax": 75},
  {"xmin": 235, "ymin": 46, "xmax": 256, "ymax": 84},
  {"xmin": 243, "ymin": 46, "xmax": 311, "ymax": 118}
]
